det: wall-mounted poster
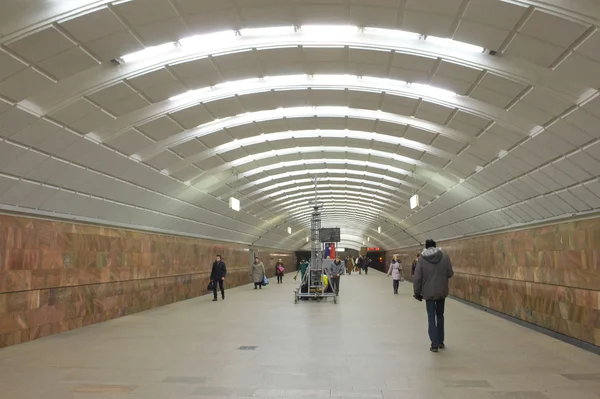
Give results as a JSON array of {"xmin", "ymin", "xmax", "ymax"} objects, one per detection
[{"xmin": 324, "ymin": 242, "xmax": 336, "ymax": 259}]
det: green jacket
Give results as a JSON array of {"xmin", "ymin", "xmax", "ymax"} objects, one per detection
[{"xmin": 299, "ymin": 261, "xmax": 309, "ymax": 279}]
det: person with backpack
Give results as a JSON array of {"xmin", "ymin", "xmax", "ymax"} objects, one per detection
[
  {"xmin": 275, "ymin": 258, "xmax": 285, "ymax": 284},
  {"xmin": 210, "ymin": 254, "xmax": 227, "ymax": 302},
  {"xmin": 387, "ymin": 255, "xmax": 403, "ymax": 294},
  {"xmin": 413, "ymin": 239, "xmax": 454, "ymax": 353},
  {"xmin": 250, "ymin": 256, "xmax": 266, "ymax": 289}
]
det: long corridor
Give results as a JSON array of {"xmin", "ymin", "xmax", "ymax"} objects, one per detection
[{"xmin": 1, "ymin": 272, "xmax": 599, "ymax": 399}]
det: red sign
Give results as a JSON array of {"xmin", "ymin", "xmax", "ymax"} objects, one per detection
[{"xmin": 367, "ymin": 247, "xmax": 381, "ymax": 251}]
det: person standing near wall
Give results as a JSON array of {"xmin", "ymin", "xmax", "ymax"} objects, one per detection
[
  {"xmin": 387, "ymin": 255, "xmax": 403, "ymax": 294},
  {"xmin": 250, "ymin": 256, "xmax": 266, "ymax": 289},
  {"xmin": 275, "ymin": 258, "xmax": 285, "ymax": 284},
  {"xmin": 413, "ymin": 239, "xmax": 454, "ymax": 353},
  {"xmin": 330, "ymin": 256, "xmax": 344, "ymax": 295},
  {"xmin": 411, "ymin": 253, "xmax": 420, "ymax": 277},
  {"xmin": 210, "ymin": 254, "xmax": 227, "ymax": 302}
]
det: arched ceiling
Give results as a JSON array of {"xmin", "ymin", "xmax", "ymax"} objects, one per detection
[{"xmin": 1, "ymin": 0, "xmax": 600, "ymax": 251}]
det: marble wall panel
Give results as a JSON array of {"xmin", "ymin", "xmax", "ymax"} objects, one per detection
[
  {"xmin": 386, "ymin": 216, "xmax": 600, "ymax": 347},
  {"xmin": 0, "ymin": 214, "xmax": 293, "ymax": 348}
]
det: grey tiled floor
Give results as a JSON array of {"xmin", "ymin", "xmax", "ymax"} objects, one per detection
[{"xmin": 1, "ymin": 271, "xmax": 599, "ymax": 399}]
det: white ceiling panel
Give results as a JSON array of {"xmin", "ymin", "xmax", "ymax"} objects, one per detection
[{"xmin": 0, "ymin": 0, "xmax": 597, "ymax": 250}]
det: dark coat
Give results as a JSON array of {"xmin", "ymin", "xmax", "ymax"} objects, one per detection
[
  {"xmin": 210, "ymin": 260, "xmax": 227, "ymax": 280},
  {"xmin": 413, "ymin": 248, "xmax": 454, "ymax": 300}
]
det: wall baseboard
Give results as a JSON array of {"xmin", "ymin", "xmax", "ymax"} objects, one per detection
[{"xmin": 450, "ymin": 296, "xmax": 600, "ymax": 356}]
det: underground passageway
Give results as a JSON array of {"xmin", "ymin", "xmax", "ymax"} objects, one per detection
[
  {"xmin": 1, "ymin": 2, "xmax": 600, "ymax": 397},
  {"xmin": 0, "ymin": 272, "xmax": 598, "ymax": 399}
]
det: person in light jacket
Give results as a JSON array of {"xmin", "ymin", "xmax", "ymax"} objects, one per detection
[
  {"xmin": 330, "ymin": 257, "xmax": 344, "ymax": 295},
  {"xmin": 387, "ymin": 255, "xmax": 403, "ymax": 294},
  {"xmin": 413, "ymin": 239, "xmax": 454, "ymax": 353},
  {"xmin": 250, "ymin": 256, "xmax": 266, "ymax": 289}
]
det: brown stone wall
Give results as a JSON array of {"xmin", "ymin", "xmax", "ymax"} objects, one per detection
[
  {"xmin": 386, "ymin": 217, "xmax": 600, "ymax": 347},
  {"xmin": 0, "ymin": 214, "xmax": 293, "ymax": 348}
]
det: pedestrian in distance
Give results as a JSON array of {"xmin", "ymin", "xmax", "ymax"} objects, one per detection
[
  {"xmin": 411, "ymin": 252, "xmax": 420, "ymax": 277},
  {"xmin": 345, "ymin": 256, "xmax": 354, "ymax": 275},
  {"xmin": 364, "ymin": 257, "xmax": 371, "ymax": 275},
  {"xmin": 210, "ymin": 255, "xmax": 227, "ymax": 302},
  {"xmin": 413, "ymin": 239, "xmax": 454, "ymax": 353},
  {"xmin": 275, "ymin": 258, "xmax": 285, "ymax": 284},
  {"xmin": 250, "ymin": 256, "xmax": 266, "ymax": 289},
  {"xmin": 356, "ymin": 256, "xmax": 364, "ymax": 274},
  {"xmin": 387, "ymin": 255, "xmax": 403, "ymax": 294}
]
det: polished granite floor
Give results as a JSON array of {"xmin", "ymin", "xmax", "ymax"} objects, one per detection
[{"xmin": 1, "ymin": 271, "xmax": 599, "ymax": 399}]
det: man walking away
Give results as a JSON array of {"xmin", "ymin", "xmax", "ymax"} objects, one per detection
[
  {"xmin": 364, "ymin": 257, "xmax": 372, "ymax": 275},
  {"xmin": 413, "ymin": 239, "xmax": 454, "ymax": 353},
  {"xmin": 357, "ymin": 256, "xmax": 364, "ymax": 274},
  {"xmin": 330, "ymin": 257, "xmax": 344, "ymax": 295},
  {"xmin": 210, "ymin": 255, "xmax": 227, "ymax": 302},
  {"xmin": 275, "ymin": 258, "xmax": 285, "ymax": 284}
]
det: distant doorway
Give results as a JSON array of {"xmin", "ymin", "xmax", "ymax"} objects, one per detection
[{"xmin": 366, "ymin": 251, "xmax": 386, "ymax": 273}]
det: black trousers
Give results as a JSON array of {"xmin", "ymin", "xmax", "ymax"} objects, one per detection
[
  {"xmin": 213, "ymin": 279, "xmax": 224, "ymax": 299},
  {"xmin": 330, "ymin": 276, "xmax": 340, "ymax": 293},
  {"xmin": 277, "ymin": 275, "xmax": 283, "ymax": 283},
  {"xmin": 393, "ymin": 279, "xmax": 400, "ymax": 293},
  {"xmin": 254, "ymin": 282, "xmax": 262, "ymax": 289}
]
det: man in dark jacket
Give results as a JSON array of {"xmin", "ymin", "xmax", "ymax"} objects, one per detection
[
  {"xmin": 356, "ymin": 256, "xmax": 364, "ymax": 274},
  {"xmin": 364, "ymin": 257, "xmax": 371, "ymax": 275},
  {"xmin": 210, "ymin": 255, "xmax": 227, "ymax": 302},
  {"xmin": 411, "ymin": 253, "xmax": 420, "ymax": 277},
  {"xmin": 329, "ymin": 257, "xmax": 344, "ymax": 295},
  {"xmin": 413, "ymin": 239, "xmax": 454, "ymax": 352}
]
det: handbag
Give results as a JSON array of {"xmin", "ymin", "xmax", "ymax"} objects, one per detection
[
  {"xmin": 207, "ymin": 281, "xmax": 214, "ymax": 291},
  {"xmin": 263, "ymin": 276, "xmax": 269, "ymax": 286}
]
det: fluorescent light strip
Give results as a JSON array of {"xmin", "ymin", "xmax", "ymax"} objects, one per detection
[
  {"xmin": 287, "ymin": 202, "xmax": 382, "ymax": 217},
  {"xmin": 186, "ymin": 146, "xmax": 453, "ymax": 187},
  {"xmin": 119, "ymin": 25, "xmax": 484, "ymax": 65},
  {"xmin": 150, "ymin": 129, "xmax": 453, "ymax": 168},
  {"xmin": 294, "ymin": 214, "xmax": 381, "ymax": 226},
  {"xmin": 169, "ymin": 74, "xmax": 457, "ymax": 102},
  {"xmin": 238, "ymin": 158, "xmax": 437, "ymax": 184},
  {"xmin": 265, "ymin": 191, "xmax": 398, "ymax": 211},
  {"xmin": 245, "ymin": 176, "xmax": 404, "ymax": 198},
  {"xmin": 247, "ymin": 184, "xmax": 401, "ymax": 202},
  {"xmin": 137, "ymin": 102, "xmax": 470, "ymax": 164}
]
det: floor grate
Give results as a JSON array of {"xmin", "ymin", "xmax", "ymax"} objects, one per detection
[{"xmin": 237, "ymin": 346, "xmax": 258, "ymax": 350}]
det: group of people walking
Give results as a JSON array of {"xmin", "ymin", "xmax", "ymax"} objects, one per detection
[
  {"xmin": 386, "ymin": 239, "xmax": 454, "ymax": 353},
  {"xmin": 343, "ymin": 255, "xmax": 371, "ymax": 275},
  {"xmin": 209, "ymin": 255, "xmax": 286, "ymax": 301}
]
